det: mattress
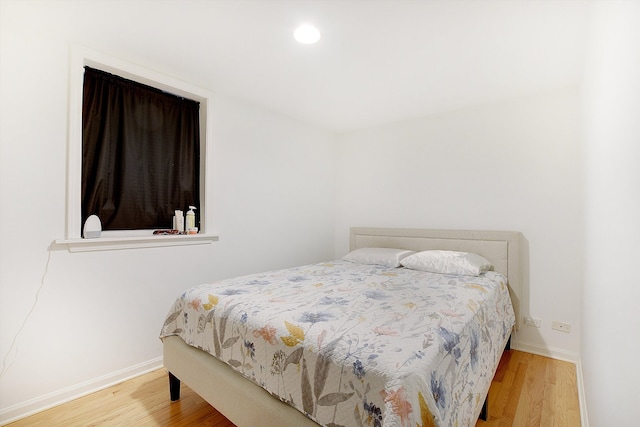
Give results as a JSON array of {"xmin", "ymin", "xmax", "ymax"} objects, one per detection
[{"xmin": 160, "ymin": 260, "xmax": 515, "ymax": 426}]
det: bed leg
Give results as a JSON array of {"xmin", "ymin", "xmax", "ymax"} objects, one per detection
[
  {"xmin": 169, "ymin": 372, "xmax": 181, "ymax": 401},
  {"xmin": 479, "ymin": 395, "xmax": 488, "ymax": 421}
]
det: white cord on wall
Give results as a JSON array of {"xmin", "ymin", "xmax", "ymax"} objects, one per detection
[{"xmin": 0, "ymin": 248, "xmax": 53, "ymax": 378}]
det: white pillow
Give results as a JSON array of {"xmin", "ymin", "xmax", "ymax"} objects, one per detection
[
  {"xmin": 400, "ymin": 250, "xmax": 493, "ymax": 276},
  {"xmin": 342, "ymin": 247, "xmax": 415, "ymax": 268}
]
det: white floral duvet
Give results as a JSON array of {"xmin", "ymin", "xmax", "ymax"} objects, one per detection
[{"xmin": 160, "ymin": 260, "xmax": 515, "ymax": 427}]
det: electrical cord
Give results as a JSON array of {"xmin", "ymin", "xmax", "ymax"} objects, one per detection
[{"xmin": 0, "ymin": 248, "xmax": 52, "ymax": 378}]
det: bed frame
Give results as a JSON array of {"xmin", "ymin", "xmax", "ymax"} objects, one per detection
[{"xmin": 163, "ymin": 227, "xmax": 522, "ymax": 426}]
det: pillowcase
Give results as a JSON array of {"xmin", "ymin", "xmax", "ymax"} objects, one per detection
[
  {"xmin": 342, "ymin": 247, "xmax": 415, "ymax": 268},
  {"xmin": 400, "ymin": 250, "xmax": 493, "ymax": 276}
]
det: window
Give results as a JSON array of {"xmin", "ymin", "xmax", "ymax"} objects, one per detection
[
  {"xmin": 82, "ymin": 66, "xmax": 200, "ymax": 232},
  {"xmin": 62, "ymin": 46, "xmax": 216, "ymax": 250}
]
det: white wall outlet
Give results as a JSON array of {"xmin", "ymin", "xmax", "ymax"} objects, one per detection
[
  {"xmin": 552, "ymin": 321, "xmax": 571, "ymax": 333},
  {"xmin": 524, "ymin": 316, "xmax": 541, "ymax": 328}
]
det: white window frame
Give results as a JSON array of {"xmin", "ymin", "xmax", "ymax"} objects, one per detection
[{"xmin": 58, "ymin": 46, "xmax": 217, "ymax": 251}]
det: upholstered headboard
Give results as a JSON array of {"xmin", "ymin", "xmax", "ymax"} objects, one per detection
[{"xmin": 350, "ymin": 227, "xmax": 522, "ymax": 330}]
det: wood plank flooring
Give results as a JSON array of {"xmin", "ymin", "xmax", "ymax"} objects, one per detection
[
  {"xmin": 6, "ymin": 350, "xmax": 581, "ymax": 427},
  {"xmin": 477, "ymin": 350, "xmax": 581, "ymax": 427}
]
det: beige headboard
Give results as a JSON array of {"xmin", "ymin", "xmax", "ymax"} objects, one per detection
[{"xmin": 350, "ymin": 227, "xmax": 522, "ymax": 330}]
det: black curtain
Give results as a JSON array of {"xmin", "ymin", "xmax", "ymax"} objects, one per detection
[{"xmin": 82, "ymin": 66, "xmax": 200, "ymax": 231}]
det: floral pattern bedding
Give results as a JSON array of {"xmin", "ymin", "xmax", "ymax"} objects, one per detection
[{"xmin": 160, "ymin": 260, "xmax": 515, "ymax": 427}]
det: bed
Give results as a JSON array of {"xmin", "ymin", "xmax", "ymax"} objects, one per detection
[{"xmin": 160, "ymin": 227, "xmax": 521, "ymax": 426}]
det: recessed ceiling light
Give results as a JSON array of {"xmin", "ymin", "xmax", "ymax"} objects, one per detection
[{"xmin": 294, "ymin": 24, "xmax": 321, "ymax": 44}]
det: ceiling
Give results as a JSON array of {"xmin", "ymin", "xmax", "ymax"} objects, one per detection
[{"xmin": 55, "ymin": 0, "xmax": 591, "ymax": 132}]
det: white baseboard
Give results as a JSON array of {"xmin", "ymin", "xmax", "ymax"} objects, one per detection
[
  {"xmin": 575, "ymin": 358, "xmax": 589, "ymax": 427},
  {"xmin": 513, "ymin": 341, "xmax": 579, "ymax": 363},
  {"xmin": 0, "ymin": 357, "xmax": 163, "ymax": 426}
]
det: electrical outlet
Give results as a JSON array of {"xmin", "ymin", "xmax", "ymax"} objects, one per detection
[
  {"xmin": 524, "ymin": 316, "xmax": 541, "ymax": 328},
  {"xmin": 552, "ymin": 321, "xmax": 571, "ymax": 333}
]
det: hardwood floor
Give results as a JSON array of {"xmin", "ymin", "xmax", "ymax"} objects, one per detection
[
  {"xmin": 477, "ymin": 350, "xmax": 581, "ymax": 427},
  {"xmin": 6, "ymin": 350, "xmax": 580, "ymax": 427}
]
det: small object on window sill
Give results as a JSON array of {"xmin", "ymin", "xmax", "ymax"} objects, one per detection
[
  {"xmin": 83, "ymin": 215, "xmax": 102, "ymax": 239},
  {"xmin": 186, "ymin": 206, "xmax": 196, "ymax": 231},
  {"xmin": 153, "ymin": 229, "xmax": 199, "ymax": 235},
  {"xmin": 174, "ymin": 210, "xmax": 184, "ymax": 233},
  {"xmin": 153, "ymin": 229, "xmax": 179, "ymax": 235}
]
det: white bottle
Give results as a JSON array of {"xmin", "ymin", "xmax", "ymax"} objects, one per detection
[
  {"xmin": 174, "ymin": 210, "xmax": 184, "ymax": 232},
  {"xmin": 186, "ymin": 206, "xmax": 196, "ymax": 232}
]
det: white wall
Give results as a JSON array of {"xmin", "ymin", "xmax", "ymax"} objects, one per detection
[
  {"xmin": 334, "ymin": 88, "xmax": 583, "ymax": 359},
  {"xmin": 582, "ymin": 1, "xmax": 640, "ymax": 425},
  {"xmin": 0, "ymin": 3, "xmax": 335, "ymax": 422}
]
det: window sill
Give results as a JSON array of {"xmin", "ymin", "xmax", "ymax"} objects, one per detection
[{"xmin": 55, "ymin": 233, "xmax": 219, "ymax": 252}]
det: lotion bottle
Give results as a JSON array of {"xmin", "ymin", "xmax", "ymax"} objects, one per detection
[
  {"xmin": 175, "ymin": 210, "xmax": 184, "ymax": 232},
  {"xmin": 186, "ymin": 206, "xmax": 196, "ymax": 232}
]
